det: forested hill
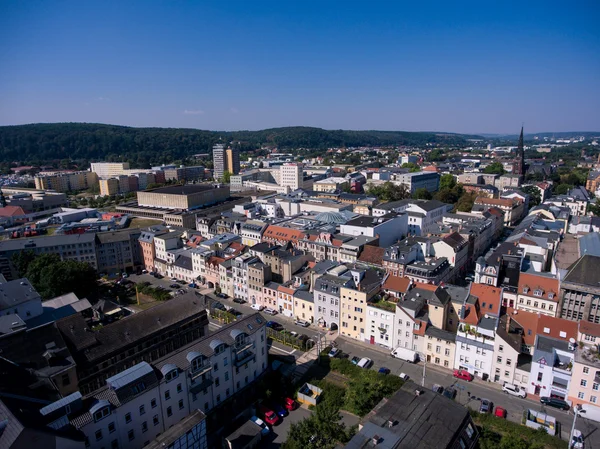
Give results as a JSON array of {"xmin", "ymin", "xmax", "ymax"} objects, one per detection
[{"xmin": 0, "ymin": 123, "xmax": 480, "ymax": 165}]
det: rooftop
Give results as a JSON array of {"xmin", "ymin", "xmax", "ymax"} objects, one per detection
[
  {"xmin": 563, "ymin": 255, "xmax": 600, "ymax": 288},
  {"xmin": 0, "ymin": 278, "xmax": 41, "ymax": 312},
  {"xmin": 146, "ymin": 184, "xmax": 222, "ymax": 195},
  {"xmin": 147, "ymin": 410, "xmax": 206, "ymax": 449}
]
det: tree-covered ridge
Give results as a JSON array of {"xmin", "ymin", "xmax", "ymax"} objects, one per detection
[{"xmin": 0, "ymin": 123, "xmax": 481, "ymax": 165}]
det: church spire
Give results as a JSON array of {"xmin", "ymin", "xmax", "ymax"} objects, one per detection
[{"xmin": 513, "ymin": 126, "xmax": 525, "ymax": 176}]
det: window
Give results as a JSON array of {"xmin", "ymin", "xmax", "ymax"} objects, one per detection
[
  {"xmin": 139, "ymin": 405, "xmax": 145, "ymax": 416},
  {"xmin": 533, "ymin": 289, "xmax": 543, "ymax": 297},
  {"xmin": 578, "ymin": 392, "xmax": 586, "ymax": 399},
  {"xmin": 214, "ymin": 362, "xmax": 219, "ymax": 372},
  {"xmin": 592, "ymin": 396, "xmax": 598, "ymax": 404},
  {"xmin": 584, "ymin": 367, "xmax": 590, "ymax": 374},
  {"xmin": 444, "ymin": 360, "xmax": 449, "ymax": 367},
  {"xmin": 167, "ymin": 406, "xmax": 172, "ymax": 417},
  {"xmin": 537, "ymin": 373, "xmax": 543, "ymax": 382},
  {"xmin": 445, "ymin": 348, "xmax": 450, "ymax": 356},
  {"xmin": 93, "ymin": 406, "xmax": 111, "ymax": 422},
  {"xmin": 151, "ymin": 399, "xmax": 157, "ymax": 409},
  {"xmin": 95, "ymin": 430, "xmax": 103, "ymax": 441},
  {"xmin": 506, "ymin": 359, "xmax": 512, "ymax": 367},
  {"xmin": 224, "ymin": 372, "xmax": 229, "ymax": 381},
  {"xmin": 125, "ymin": 412, "xmax": 131, "ymax": 424},
  {"xmin": 499, "ymin": 345, "xmax": 504, "ymax": 352},
  {"xmin": 215, "ymin": 377, "xmax": 220, "ymax": 387},
  {"xmin": 128, "ymin": 430, "xmax": 135, "ymax": 441},
  {"xmin": 153, "ymin": 415, "xmax": 159, "ymax": 426},
  {"xmin": 594, "ymin": 383, "xmax": 599, "ymax": 391},
  {"xmin": 111, "ymin": 439, "xmax": 119, "ymax": 449},
  {"xmin": 505, "ymin": 371, "xmax": 510, "ymax": 377},
  {"xmin": 142, "ymin": 421, "xmax": 148, "ymax": 433},
  {"xmin": 497, "ymin": 356, "xmax": 502, "ymax": 363},
  {"xmin": 61, "ymin": 373, "xmax": 70, "ymax": 386},
  {"xmin": 179, "ymin": 399, "xmax": 184, "ymax": 410},
  {"xmin": 176, "ymin": 383, "xmax": 182, "ymax": 393},
  {"xmin": 165, "ymin": 370, "xmax": 178, "ymax": 382},
  {"xmin": 164, "ymin": 390, "xmax": 170, "ymax": 400},
  {"xmin": 108, "ymin": 422, "xmax": 115, "ymax": 433}
]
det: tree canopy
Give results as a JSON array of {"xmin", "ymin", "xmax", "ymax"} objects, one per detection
[
  {"xmin": 483, "ymin": 162, "xmax": 506, "ymax": 175},
  {"xmin": 366, "ymin": 182, "xmax": 410, "ymax": 202},
  {"xmin": 12, "ymin": 252, "xmax": 97, "ymax": 299}
]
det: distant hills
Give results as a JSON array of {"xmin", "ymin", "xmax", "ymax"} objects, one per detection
[{"xmin": 0, "ymin": 123, "xmax": 481, "ymax": 165}]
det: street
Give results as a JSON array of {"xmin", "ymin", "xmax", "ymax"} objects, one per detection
[{"xmin": 127, "ymin": 273, "xmax": 600, "ymax": 447}]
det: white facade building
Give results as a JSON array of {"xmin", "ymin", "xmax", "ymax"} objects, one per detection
[
  {"xmin": 279, "ymin": 163, "xmax": 304, "ymax": 190},
  {"xmin": 366, "ymin": 303, "xmax": 396, "ymax": 349}
]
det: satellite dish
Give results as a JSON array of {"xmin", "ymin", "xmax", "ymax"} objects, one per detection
[{"xmin": 570, "ymin": 338, "xmax": 576, "ymax": 344}]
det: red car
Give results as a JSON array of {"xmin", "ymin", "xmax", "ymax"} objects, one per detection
[
  {"xmin": 453, "ymin": 369, "xmax": 474, "ymax": 381},
  {"xmin": 494, "ymin": 407, "xmax": 507, "ymax": 419},
  {"xmin": 283, "ymin": 397, "xmax": 298, "ymax": 411},
  {"xmin": 260, "ymin": 406, "xmax": 280, "ymax": 426}
]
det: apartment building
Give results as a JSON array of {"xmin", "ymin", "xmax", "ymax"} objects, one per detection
[
  {"xmin": 340, "ymin": 213, "xmax": 408, "ymax": 247},
  {"xmin": 569, "ymin": 321, "xmax": 600, "ymax": 408},
  {"xmin": 293, "ymin": 290, "xmax": 314, "ymax": 323},
  {"xmin": 232, "ymin": 253, "xmax": 258, "ymax": 301},
  {"xmin": 472, "ymin": 197, "xmax": 525, "ymax": 226},
  {"xmin": 35, "ymin": 170, "xmax": 98, "ymax": 192},
  {"xmin": 395, "ymin": 171, "xmax": 440, "ymax": 193},
  {"xmin": 314, "ymin": 274, "xmax": 353, "ymax": 330},
  {"xmin": 339, "ymin": 268, "xmax": 383, "ymax": 341},
  {"xmin": 239, "ymin": 221, "xmax": 267, "ymax": 247},
  {"xmin": 91, "ymin": 162, "xmax": 131, "ymax": 179},
  {"xmin": 559, "ymin": 255, "xmax": 600, "ymax": 322},
  {"xmin": 366, "ymin": 300, "xmax": 396, "ymax": 349},
  {"xmin": 424, "ymin": 327, "xmax": 456, "ymax": 370},
  {"xmin": 516, "ymin": 272, "xmax": 559, "ymax": 317},
  {"xmin": 137, "ymin": 184, "xmax": 230, "ymax": 211},
  {"xmin": 0, "ymin": 233, "xmax": 98, "ymax": 268},
  {"xmin": 56, "ymin": 295, "xmax": 209, "ymax": 395},
  {"xmin": 279, "ymin": 163, "xmax": 304, "ymax": 190},
  {"xmin": 225, "ymin": 147, "xmax": 240, "ymax": 175},
  {"xmin": 95, "ymin": 229, "xmax": 142, "ymax": 275},
  {"xmin": 153, "ymin": 231, "xmax": 183, "ymax": 262},
  {"xmin": 99, "ymin": 177, "xmax": 120, "ymax": 196},
  {"xmin": 314, "ymin": 177, "xmax": 349, "ymax": 192}
]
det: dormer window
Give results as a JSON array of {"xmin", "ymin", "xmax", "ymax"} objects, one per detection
[
  {"xmin": 533, "ymin": 289, "xmax": 543, "ymax": 297},
  {"xmin": 93, "ymin": 406, "xmax": 111, "ymax": 423},
  {"xmin": 548, "ymin": 292, "xmax": 555, "ymax": 300},
  {"xmin": 191, "ymin": 357, "xmax": 205, "ymax": 373},
  {"xmin": 165, "ymin": 370, "xmax": 178, "ymax": 382},
  {"xmin": 522, "ymin": 287, "xmax": 529, "ymax": 294}
]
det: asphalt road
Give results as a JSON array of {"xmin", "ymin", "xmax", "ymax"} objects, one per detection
[{"xmin": 333, "ymin": 339, "xmax": 599, "ymax": 446}]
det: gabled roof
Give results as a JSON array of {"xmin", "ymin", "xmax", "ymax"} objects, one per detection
[
  {"xmin": 262, "ymin": 225, "xmax": 306, "ymax": 242},
  {"xmin": 563, "ymin": 255, "xmax": 600, "ymax": 287},
  {"xmin": 0, "ymin": 206, "xmax": 26, "ymax": 217},
  {"xmin": 469, "ymin": 284, "xmax": 502, "ymax": 316},
  {"xmin": 382, "ymin": 275, "xmax": 411, "ymax": 294},
  {"xmin": 504, "ymin": 308, "xmax": 540, "ymax": 346},
  {"xmin": 357, "ymin": 245, "xmax": 385, "ymax": 267},
  {"xmin": 536, "ymin": 314, "xmax": 578, "ymax": 342},
  {"xmin": 518, "ymin": 272, "xmax": 559, "ymax": 302}
]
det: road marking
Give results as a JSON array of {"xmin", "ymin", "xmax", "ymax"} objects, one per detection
[{"xmin": 269, "ymin": 345, "xmax": 297, "ymax": 355}]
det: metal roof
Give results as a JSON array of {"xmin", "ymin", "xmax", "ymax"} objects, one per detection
[
  {"xmin": 160, "ymin": 364, "xmax": 178, "ymax": 376},
  {"xmin": 106, "ymin": 361, "xmax": 153, "ymax": 390},
  {"xmin": 39, "ymin": 391, "xmax": 82, "ymax": 416}
]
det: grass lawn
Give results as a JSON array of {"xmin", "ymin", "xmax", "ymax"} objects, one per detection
[{"xmin": 129, "ymin": 217, "xmax": 164, "ymax": 228}]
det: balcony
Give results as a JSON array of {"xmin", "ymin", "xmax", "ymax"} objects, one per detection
[
  {"xmin": 234, "ymin": 349, "xmax": 255, "ymax": 367},
  {"xmin": 234, "ymin": 339, "xmax": 255, "ymax": 354},
  {"xmin": 190, "ymin": 362, "xmax": 212, "ymax": 379},
  {"xmin": 190, "ymin": 375, "xmax": 213, "ymax": 393}
]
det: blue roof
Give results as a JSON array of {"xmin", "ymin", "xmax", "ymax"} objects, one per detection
[
  {"xmin": 186, "ymin": 351, "xmax": 202, "ymax": 363},
  {"xmin": 40, "ymin": 391, "xmax": 82, "ymax": 416},
  {"xmin": 579, "ymin": 233, "xmax": 600, "ymax": 257},
  {"xmin": 89, "ymin": 399, "xmax": 111, "ymax": 415},
  {"xmin": 106, "ymin": 362, "xmax": 153, "ymax": 390},
  {"xmin": 160, "ymin": 363, "xmax": 178, "ymax": 376},
  {"xmin": 209, "ymin": 338, "xmax": 225, "ymax": 350}
]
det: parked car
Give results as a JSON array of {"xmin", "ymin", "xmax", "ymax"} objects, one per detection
[
  {"xmin": 432, "ymin": 384, "xmax": 444, "ymax": 394},
  {"xmin": 494, "ymin": 407, "xmax": 507, "ymax": 419},
  {"xmin": 540, "ymin": 396, "xmax": 570, "ymax": 411},
  {"xmin": 398, "ymin": 373, "xmax": 409, "ymax": 381},
  {"xmin": 502, "ymin": 382, "xmax": 527, "ymax": 398},
  {"xmin": 250, "ymin": 416, "xmax": 271, "ymax": 436},
  {"xmin": 289, "ymin": 331, "xmax": 299, "ymax": 338},
  {"xmin": 266, "ymin": 321, "xmax": 283, "ymax": 331},
  {"xmin": 351, "ymin": 356, "xmax": 361, "ymax": 365},
  {"xmin": 453, "ymin": 369, "xmax": 474, "ymax": 381},
  {"xmin": 170, "ymin": 277, "xmax": 178, "ymax": 282},
  {"xmin": 479, "ymin": 399, "xmax": 493, "ymax": 414},
  {"xmin": 328, "ymin": 347, "xmax": 341, "ymax": 358},
  {"xmin": 142, "ymin": 269, "xmax": 148, "ymax": 274},
  {"xmin": 378, "ymin": 367, "xmax": 390, "ymax": 375},
  {"xmin": 283, "ymin": 397, "xmax": 298, "ymax": 411},
  {"xmin": 233, "ymin": 297, "xmax": 247, "ymax": 304},
  {"xmin": 571, "ymin": 429, "xmax": 584, "ymax": 449},
  {"xmin": 177, "ymin": 280, "xmax": 186, "ymax": 284},
  {"xmin": 443, "ymin": 387, "xmax": 457, "ymax": 400},
  {"xmin": 212, "ymin": 302, "xmax": 226, "ymax": 311},
  {"xmin": 261, "ymin": 407, "xmax": 280, "ymax": 426},
  {"xmin": 216, "ymin": 292, "xmax": 228, "ymax": 299},
  {"xmin": 272, "ymin": 403, "xmax": 288, "ymax": 418},
  {"xmin": 357, "ymin": 357, "xmax": 372, "ymax": 369},
  {"xmin": 155, "ymin": 273, "xmax": 163, "ymax": 279},
  {"xmin": 121, "ymin": 273, "xmax": 128, "ymax": 278},
  {"xmin": 251, "ymin": 303, "xmax": 265, "ymax": 311},
  {"xmin": 294, "ymin": 319, "xmax": 310, "ymax": 327},
  {"xmin": 188, "ymin": 283, "xmax": 198, "ymax": 289},
  {"xmin": 169, "ymin": 283, "xmax": 179, "ymax": 289},
  {"xmin": 264, "ymin": 308, "xmax": 278, "ymax": 315}
]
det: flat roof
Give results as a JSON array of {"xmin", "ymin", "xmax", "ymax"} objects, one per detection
[{"xmin": 146, "ymin": 184, "xmax": 222, "ymax": 195}]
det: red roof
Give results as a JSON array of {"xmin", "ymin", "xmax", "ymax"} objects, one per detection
[
  {"xmin": 505, "ymin": 308, "xmax": 540, "ymax": 346},
  {"xmin": 579, "ymin": 320, "xmax": 600, "ymax": 339},
  {"xmin": 358, "ymin": 245, "xmax": 385, "ymax": 266},
  {"xmin": 0, "ymin": 206, "xmax": 26, "ymax": 217},
  {"xmin": 263, "ymin": 225, "xmax": 306, "ymax": 242},
  {"xmin": 383, "ymin": 275, "xmax": 411, "ymax": 293},
  {"xmin": 518, "ymin": 272, "xmax": 559, "ymax": 302},
  {"xmin": 536, "ymin": 314, "xmax": 578, "ymax": 341},
  {"xmin": 470, "ymin": 284, "xmax": 502, "ymax": 316}
]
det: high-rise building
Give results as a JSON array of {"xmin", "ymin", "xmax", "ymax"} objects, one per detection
[
  {"xmin": 226, "ymin": 147, "xmax": 240, "ymax": 175},
  {"xmin": 213, "ymin": 143, "xmax": 226, "ymax": 181},
  {"xmin": 279, "ymin": 163, "xmax": 304, "ymax": 190},
  {"xmin": 90, "ymin": 162, "xmax": 131, "ymax": 179},
  {"xmin": 513, "ymin": 127, "xmax": 525, "ymax": 175}
]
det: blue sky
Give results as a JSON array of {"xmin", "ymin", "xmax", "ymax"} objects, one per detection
[{"xmin": 0, "ymin": 1, "xmax": 598, "ymax": 133}]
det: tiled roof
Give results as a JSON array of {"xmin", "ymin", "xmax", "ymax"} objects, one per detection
[
  {"xmin": 357, "ymin": 245, "xmax": 385, "ymax": 266},
  {"xmin": 262, "ymin": 225, "xmax": 306, "ymax": 242},
  {"xmin": 383, "ymin": 275, "xmax": 411, "ymax": 293},
  {"xmin": 579, "ymin": 320, "xmax": 600, "ymax": 339},
  {"xmin": 469, "ymin": 284, "xmax": 502, "ymax": 316},
  {"xmin": 505, "ymin": 308, "xmax": 540, "ymax": 346},
  {"xmin": 0, "ymin": 206, "xmax": 26, "ymax": 217},
  {"xmin": 536, "ymin": 314, "xmax": 578, "ymax": 341},
  {"xmin": 518, "ymin": 272, "xmax": 559, "ymax": 302},
  {"xmin": 474, "ymin": 197, "xmax": 521, "ymax": 208},
  {"xmin": 563, "ymin": 255, "xmax": 600, "ymax": 287}
]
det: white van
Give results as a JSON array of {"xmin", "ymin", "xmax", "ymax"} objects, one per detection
[{"xmin": 357, "ymin": 357, "xmax": 372, "ymax": 369}]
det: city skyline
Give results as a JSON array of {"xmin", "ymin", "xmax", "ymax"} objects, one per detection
[{"xmin": 1, "ymin": 1, "xmax": 599, "ymax": 134}]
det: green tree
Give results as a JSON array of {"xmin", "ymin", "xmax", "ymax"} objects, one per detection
[
  {"xmin": 521, "ymin": 185, "xmax": 541, "ymax": 207},
  {"xmin": 439, "ymin": 174, "xmax": 457, "ymax": 190},
  {"xmin": 483, "ymin": 162, "xmax": 505, "ymax": 175},
  {"xmin": 588, "ymin": 199, "xmax": 600, "ymax": 216},
  {"xmin": 401, "ymin": 162, "xmax": 420, "ymax": 172},
  {"xmin": 413, "ymin": 187, "xmax": 432, "ymax": 200},
  {"xmin": 25, "ymin": 254, "xmax": 97, "ymax": 299},
  {"xmin": 553, "ymin": 183, "xmax": 572, "ymax": 195},
  {"xmin": 11, "ymin": 250, "xmax": 37, "ymax": 277},
  {"xmin": 367, "ymin": 182, "xmax": 410, "ymax": 202},
  {"xmin": 454, "ymin": 191, "xmax": 478, "ymax": 212},
  {"xmin": 221, "ymin": 170, "xmax": 232, "ymax": 183}
]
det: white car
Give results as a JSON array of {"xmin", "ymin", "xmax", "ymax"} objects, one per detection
[
  {"xmin": 398, "ymin": 373, "xmax": 409, "ymax": 381},
  {"xmin": 251, "ymin": 303, "xmax": 265, "ymax": 311},
  {"xmin": 502, "ymin": 382, "xmax": 526, "ymax": 398},
  {"xmin": 571, "ymin": 429, "xmax": 584, "ymax": 449},
  {"xmin": 250, "ymin": 416, "xmax": 270, "ymax": 436},
  {"xmin": 264, "ymin": 308, "xmax": 277, "ymax": 316},
  {"xmin": 328, "ymin": 347, "xmax": 340, "ymax": 358}
]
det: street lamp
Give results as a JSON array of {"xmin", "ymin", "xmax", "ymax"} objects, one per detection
[
  {"xmin": 416, "ymin": 352, "xmax": 427, "ymax": 387},
  {"xmin": 569, "ymin": 404, "xmax": 584, "ymax": 449}
]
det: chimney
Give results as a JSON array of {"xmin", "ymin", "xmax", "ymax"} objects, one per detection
[
  {"xmin": 372, "ymin": 436, "xmax": 380, "ymax": 446},
  {"xmin": 505, "ymin": 315, "xmax": 511, "ymax": 333}
]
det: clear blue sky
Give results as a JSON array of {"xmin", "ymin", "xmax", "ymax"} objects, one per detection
[{"xmin": 0, "ymin": 0, "xmax": 598, "ymax": 134}]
